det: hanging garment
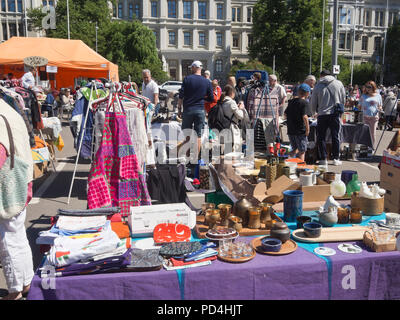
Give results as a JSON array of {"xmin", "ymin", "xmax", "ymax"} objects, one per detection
[
  {"xmin": 146, "ymin": 164, "xmax": 187, "ymax": 205},
  {"xmin": 87, "ymin": 108, "xmax": 151, "ymax": 220},
  {"xmin": 13, "ymin": 87, "xmax": 43, "ymax": 130}
]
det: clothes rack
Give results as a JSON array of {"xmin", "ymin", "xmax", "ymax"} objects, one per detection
[{"xmin": 67, "ymin": 81, "xmax": 109, "ymax": 204}]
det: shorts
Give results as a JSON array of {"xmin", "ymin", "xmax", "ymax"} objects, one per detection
[
  {"xmin": 289, "ymin": 134, "xmax": 308, "ymax": 153},
  {"xmin": 182, "ymin": 108, "xmax": 205, "ymax": 138}
]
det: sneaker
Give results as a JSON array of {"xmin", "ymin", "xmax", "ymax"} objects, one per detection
[
  {"xmin": 333, "ymin": 159, "xmax": 343, "ymax": 166},
  {"xmin": 318, "ymin": 159, "xmax": 328, "ymax": 165}
]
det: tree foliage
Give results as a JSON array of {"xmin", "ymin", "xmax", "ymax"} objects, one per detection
[
  {"xmin": 28, "ymin": 0, "xmax": 168, "ymax": 83},
  {"xmin": 384, "ymin": 19, "xmax": 400, "ymax": 84},
  {"xmin": 250, "ymin": 0, "xmax": 332, "ymax": 83}
]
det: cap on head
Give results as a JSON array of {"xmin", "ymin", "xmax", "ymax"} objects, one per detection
[
  {"xmin": 191, "ymin": 60, "xmax": 203, "ymax": 68},
  {"xmin": 299, "ymin": 83, "xmax": 311, "ymax": 93},
  {"xmin": 204, "ymin": 70, "xmax": 210, "ymax": 76},
  {"xmin": 320, "ymin": 69, "xmax": 331, "ymax": 77}
]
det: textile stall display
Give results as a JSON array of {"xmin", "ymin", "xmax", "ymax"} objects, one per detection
[{"xmin": 0, "ymin": 37, "xmax": 119, "ymax": 90}]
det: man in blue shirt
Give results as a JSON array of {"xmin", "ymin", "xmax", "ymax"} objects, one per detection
[{"xmin": 177, "ymin": 61, "xmax": 213, "ymax": 159}]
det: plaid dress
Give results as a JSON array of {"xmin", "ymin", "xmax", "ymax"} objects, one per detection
[{"xmin": 87, "ymin": 111, "xmax": 151, "ymax": 220}]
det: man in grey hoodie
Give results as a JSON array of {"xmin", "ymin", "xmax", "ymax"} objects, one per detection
[{"xmin": 310, "ymin": 70, "xmax": 346, "ymax": 166}]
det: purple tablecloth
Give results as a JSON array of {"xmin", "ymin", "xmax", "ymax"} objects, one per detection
[{"xmin": 27, "ymin": 238, "xmax": 400, "ymax": 300}]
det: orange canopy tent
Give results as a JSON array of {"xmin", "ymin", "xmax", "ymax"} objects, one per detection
[{"xmin": 0, "ymin": 37, "xmax": 119, "ymax": 89}]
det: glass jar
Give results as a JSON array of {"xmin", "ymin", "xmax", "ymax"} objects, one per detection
[{"xmin": 350, "ymin": 207, "xmax": 362, "ymax": 224}]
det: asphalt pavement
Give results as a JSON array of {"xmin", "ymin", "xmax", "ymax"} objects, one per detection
[{"xmin": 0, "ymin": 117, "xmax": 397, "ymax": 296}]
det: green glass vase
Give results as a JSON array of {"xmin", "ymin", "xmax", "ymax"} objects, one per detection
[{"xmin": 346, "ymin": 174, "xmax": 361, "ymax": 197}]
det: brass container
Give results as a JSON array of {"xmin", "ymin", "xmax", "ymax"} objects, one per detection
[
  {"xmin": 259, "ymin": 202, "xmax": 274, "ymax": 229},
  {"xmin": 337, "ymin": 207, "xmax": 350, "ymax": 224},
  {"xmin": 228, "ymin": 215, "xmax": 243, "ymax": 232},
  {"xmin": 350, "ymin": 207, "xmax": 362, "ymax": 224},
  {"xmin": 206, "ymin": 209, "xmax": 221, "ymax": 229},
  {"xmin": 218, "ymin": 204, "xmax": 232, "ymax": 227},
  {"xmin": 248, "ymin": 207, "xmax": 261, "ymax": 229}
]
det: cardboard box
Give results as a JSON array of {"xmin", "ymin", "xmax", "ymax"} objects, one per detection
[
  {"xmin": 301, "ymin": 178, "xmax": 331, "ymax": 202},
  {"xmin": 253, "ymin": 175, "xmax": 300, "ymax": 203},
  {"xmin": 380, "ymin": 181, "xmax": 400, "ymax": 213},
  {"xmin": 382, "ymin": 150, "xmax": 400, "ymax": 169},
  {"xmin": 380, "ymin": 162, "xmax": 400, "ymax": 186},
  {"xmin": 33, "ymin": 161, "xmax": 48, "ymax": 179}
]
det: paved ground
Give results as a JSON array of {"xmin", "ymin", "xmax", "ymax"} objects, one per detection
[{"xmin": 0, "ymin": 117, "xmax": 397, "ymax": 296}]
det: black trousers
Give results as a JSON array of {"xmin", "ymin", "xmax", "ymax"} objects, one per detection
[{"xmin": 317, "ymin": 114, "xmax": 341, "ymax": 160}]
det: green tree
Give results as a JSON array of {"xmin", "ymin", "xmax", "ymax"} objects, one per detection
[
  {"xmin": 352, "ymin": 62, "xmax": 377, "ymax": 86},
  {"xmin": 28, "ymin": 0, "xmax": 168, "ymax": 83},
  {"xmin": 384, "ymin": 19, "xmax": 400, "ymax": 84},
  {"xmin": 250, "ymin": 0, "xmax": 332, "ymax": 83}
]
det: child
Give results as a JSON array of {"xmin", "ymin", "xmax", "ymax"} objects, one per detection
[{"xmin": 284, "ymin": 83, "xmax": 311, "ymax": 161}]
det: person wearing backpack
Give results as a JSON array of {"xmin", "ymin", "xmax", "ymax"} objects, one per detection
[
  {"xmin": 310, "ymin": 70, "xmax": 346, "ymax": 166},
  {"xmin": 219, "ymin": 85, "xmax": 246, "ymax": 153}
]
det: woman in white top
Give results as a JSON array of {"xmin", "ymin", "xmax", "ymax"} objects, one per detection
[
  {"xmin": 21, "ymin": 66, "xmax": 36, "ymax": 89},
  {"xmin": 219, "ymin": 85, "xmax": 246, "ymax": 153}
]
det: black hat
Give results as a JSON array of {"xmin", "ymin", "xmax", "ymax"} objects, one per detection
[{"xmin": 320, "ymin": 69, "xmax": 331, "ymax": 76}]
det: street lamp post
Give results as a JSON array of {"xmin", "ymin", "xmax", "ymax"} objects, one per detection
[
  {"xmin": 67, "ymin": 0, "xmax": 71, "ymax": 39},
  {"xmin": 320, "ymin": 0, "xmax": 326, "ymax": 73},
  {"xmin": 95, "ymin": 22, "xmax": 98, "ymax": 52},
  {"xmin": 310, "ymin": 33, "xmax": 313, "ymax": 75},
  {"xmin": 350, "ymin": 0, "xmax": 358, "ymax": 86},
  {"xmin": 332, "ymin": 0, "xmax": 339, "ymax": 77},
  {"xmin": 24, "ymin": 0, "xmax": 28, "ymax": 37},
  {"xmin": 381, "ymin": 0, "xmax": 389, "ymax": 85}
]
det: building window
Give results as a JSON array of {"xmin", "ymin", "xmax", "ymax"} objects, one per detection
[
  {"xmin": 169, "ymin": 31, "xmax": 176, "ymax": 45},
  {"xmin": 152, "ymin": 30, "xmax": 158, "ymax": 45},
  {"xmin": 199, "ymin": 31, "xmax": 206, "ymax": 46},
  {"xmin": 18, "ymin": 22, "xmax": 24, "ymax": 36},
  {"xmin": 184, "ymin": 31, "xmax": 191, "ymax": 46},
  {"xmin": 135, "ymin": 3, "xmax": 140, "ymax": 18},
  {"xmin": 374, "ymin": 37, "xmax": 382, "ymax": 51},
  {"xmin": 198, "ymin": 1, "xmax": 206, "ymax": 19},
  {"xmin": 183, "ymin": 1, "xmax": 192, "ymax": 19},
  {"xmin": 375, "ymin": 11, "xmax": 384, "ymax": 27},
  {"xmin": 339, "ymin": 32, "xmax": 351, "ymax": 50},
  {"xmin": 1, "ymin": 0, "xmax": 6, "ymax": 11},
  {"xmin": 215, "ymin": 59, "xmax": 223, "ymax": 73},
  {"xmin": 216, "ymin": 32, "xmax": 223, "ymax": 47},
  {"xmin": 8, "ymin": 0, "xmax": 16, "ymax": 12},
  {"xmin": 217, "ymin": 3, "xmax": 223, "ymax": 20},
  {"xmin": 247, "ymin": 7, "xmax": 252, "ymax": 23},
  {"xmin": 2, "ymin": 22, "xmax": 7, "ymax": 40},
  {"xmin": 151, "ymin": 1, "xmax": 157, "ymax": 17},
  {"xmin": 361, "ymin": 36, "xmax": 368, "ymax": 51},
  {"xmin": 43, "ymin": 0, "xmax": 53, "ymax": 7},
  {"xmin": 232, "ymin": 7, "xmax": 241, "ymax": 22},
  {"xmin": 168, "ymin": 0, "xmax": 176, "ymax": 18},
  {"xmin": 247, "ymin": 34, "xmax": 253, "ymax": 48},
  {"xmin": 17, "ymin": 0, "xmax": 22, "ymax": 12},
  {"xmin": 232, "ymin": 33, "xmax": 240, "ymax": 48},
  {"xmin": 339, "ymin": 6, "xmax": 352, "ymax": 25},
  {"xmin": 118, "ymin": 2, "xmax": 123, "ymax": 18},
  {"xmin": 9, "ymin": 22, "xmax": 17, "ymax": 37},
  {"xmin": 129, "ymin": 3, "xmax": 133, "ymax": 19},
  {"xmin": 364, "ymin": 10, "xmax": 371, "ymax": 26}
]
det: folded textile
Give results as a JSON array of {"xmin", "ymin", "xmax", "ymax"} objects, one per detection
[
  {"xmin": 36, "ymin": 231, "xmax": 60, "ymax": 245},
  {"xmin": 57, "ymin": 207, "xmax": 121, "ymax": 216},
  {"xmin": 163, "ymin": 259, "xmax": 213, "ymax": 271},
  {"xmin": 111, "ymin": 221, "xmax": 131, "ymax": 239},
  {"xmin": 169, "ymin": 255, "xmax": 217, "ymax": 267},
  {"xmin": 47, "ymin": 227, "xmax": 121, "ymax": 267},
  {"xmin": 50, "ymin": 220, "xmax": 110, "ymax": 237},
  {"xmin": 40, "ymin": 248, "xmax": 132, "ymax": 277},
  {"xmin": 56, "ymin": 215, "xmax": 107, "ymax": 231}
]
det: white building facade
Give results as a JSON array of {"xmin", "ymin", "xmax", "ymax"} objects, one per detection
[
  {"xmin": 112, "ymin": 0, "xmax": 256, "ymax": 81},
  {"xmin": 327, "ymin": 0, "xmax": 400, "ymax": 65},
  {"xmin": 0, "ymin": 0, "xmax": 46, "ymax": 42}
]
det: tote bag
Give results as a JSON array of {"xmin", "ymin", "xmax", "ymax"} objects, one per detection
[
  {"xmin": 87, "ymin": 94, "xmax": 151, "ymax": 221},
  {"xmin": 0, "ymin": 115, "xmax": 29, "ymax": 220}
]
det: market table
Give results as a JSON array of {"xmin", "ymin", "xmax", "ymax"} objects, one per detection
[
  {"xmin": 309, "ymin": 123, "xmax": 373, "ymax": 149},
  {"xmin": 27, "ymin": 212, "xmax": 400, "ymax": 300}
]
